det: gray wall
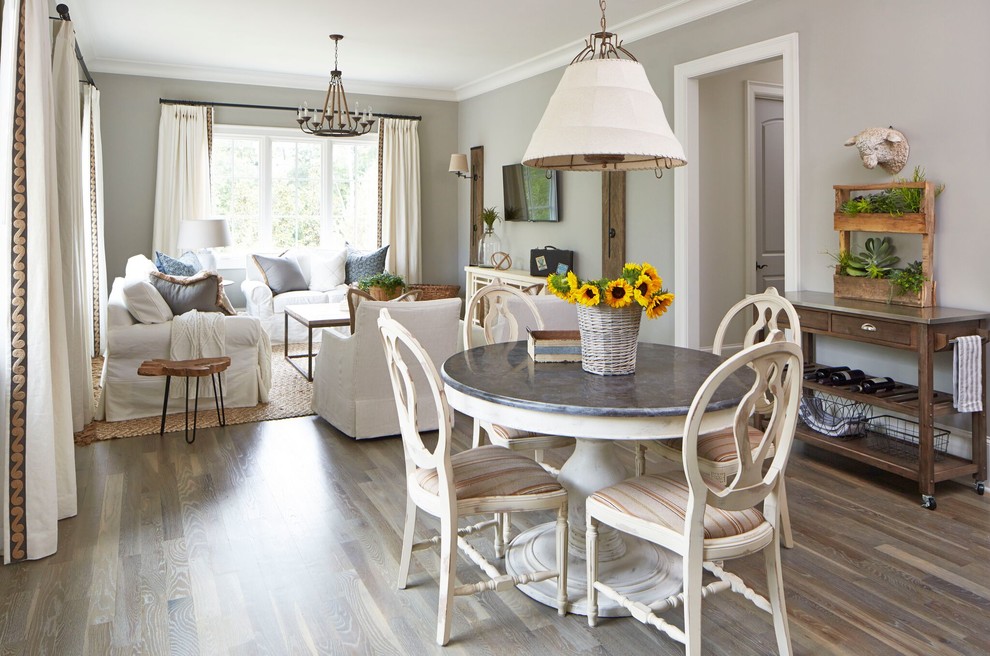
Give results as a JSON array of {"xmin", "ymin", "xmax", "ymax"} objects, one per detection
[
  {"xmin": 699, "ymin": 59, "xmax": 783, "ymax": 348},
  {"xmin": 94, "ymin": 73, "xmax": 459, "ymax": 306},
  {"xmin": 458, "ymin": 0, "xmax": 990, "ymax": 349}
]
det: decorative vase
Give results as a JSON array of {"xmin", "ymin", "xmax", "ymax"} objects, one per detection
[
  {"xmin": 576, "ymin": 304, "xmax": 642, "ymax": 375},
  {"xmin": 478, "ymin": 226, "xmax": 501, "ymax": 267}
]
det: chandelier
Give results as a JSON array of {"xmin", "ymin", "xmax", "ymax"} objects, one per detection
[
  {"xmin": 523, "ymin": 0, "xmax": 686, "ymax": 172},
  {"xmin": 297, "ymin": 34, "xmax": 375, "ymax": 138}
]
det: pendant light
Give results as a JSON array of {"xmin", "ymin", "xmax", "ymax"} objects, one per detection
[
  {"xmin": 523, "ymin": 0, "xmax": 686, "ymax": 172},
  {"xmin": 297, "ymin": 34, "xmax": 375, "ymax": 138}
]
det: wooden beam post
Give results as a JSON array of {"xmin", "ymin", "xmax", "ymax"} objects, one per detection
[
  {"xmin": 469, "ymin": 146, "xmax": 484, "ymax": 265},
  {"xmin": 602, "ymin": 171, "xmax": 626, "ymax": 278}
]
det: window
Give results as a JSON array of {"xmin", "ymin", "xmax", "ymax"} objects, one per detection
[{"xmin": 210, "ymin": 125, "xmax": 378, "ymax": 266}]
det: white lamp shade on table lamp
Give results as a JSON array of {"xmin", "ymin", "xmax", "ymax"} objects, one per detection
[
  {"xmin": 177, "ymin": 219, "xmax": 232, "ymax": 271},
  {"xmin": 523, "ymin": 59, "xmax": 686, "ymax": 172}
]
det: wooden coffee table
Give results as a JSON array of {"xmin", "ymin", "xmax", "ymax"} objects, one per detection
[{"xmin": 284, "ymin": 302, "xmax": 350, "ymax": 380}]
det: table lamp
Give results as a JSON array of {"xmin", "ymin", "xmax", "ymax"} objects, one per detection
[{"xmin": 177, "ymin": 219, "xmax": 232, "ymax": 272}]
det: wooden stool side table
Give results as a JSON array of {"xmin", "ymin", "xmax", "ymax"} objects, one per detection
[{"xmin": 138, "ymin": 356, "xmax": 231, "ymax": 443}]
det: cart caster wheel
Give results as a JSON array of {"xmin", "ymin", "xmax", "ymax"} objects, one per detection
[
  {"xmin": 977, "ymin": 481, "xmax": 986, "ymax": 496},
  {"xmin": 921, "ymin": 495, "xmax": 937, "ymax": 510}
]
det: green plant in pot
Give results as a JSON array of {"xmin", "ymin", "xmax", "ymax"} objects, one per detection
[
  {"xmin": 844, "ymin": 237, "xmax": 900, "ymax": 279},
  {"xmin": 358, "ymin": 271, "xmax": 405, "ymax": 301}
]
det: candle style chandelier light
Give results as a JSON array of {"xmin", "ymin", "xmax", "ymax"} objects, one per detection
[{"xmin": 297, "ymin": 34, "xmax": 375, "ymax": 138}]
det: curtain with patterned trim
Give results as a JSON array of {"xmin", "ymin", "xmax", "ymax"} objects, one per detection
[
  {"xmin": 380, "ymin": 118, "xmax": 422, "ymax": 281},
  {"xmin": 152, "ymin": 104, "xmax": 212, "ymax": 256},
  {"xmin": 0, "ymin": 0, "xmax": 78, "ymax": 563},
  {"xmin": 53, "ymin": 19, "xmax": 94, "ymax": 431},
  {"xmin": 82, "ymin": 85, "xmax": 108, "ymax": 357}
]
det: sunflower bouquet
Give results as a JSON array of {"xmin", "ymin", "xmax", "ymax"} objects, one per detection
[{"xmin": 546, "ymin": 262, "xmax": 675, "ymax": 319}]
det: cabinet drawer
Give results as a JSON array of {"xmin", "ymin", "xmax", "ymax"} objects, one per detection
[
  {"xmin": 796, "ymin": 309, "xmax": 829, "ymax": 331},
  {"xmin": 830, "ymin": 314, "xmax": 916, "ymax": 347}
]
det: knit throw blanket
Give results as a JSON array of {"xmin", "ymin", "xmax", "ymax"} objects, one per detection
[{"xmin": 169, "ymin": 310, "xmax": 226, "ymax": 398}]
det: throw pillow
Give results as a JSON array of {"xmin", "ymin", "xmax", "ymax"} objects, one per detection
[
  {"xmin": 124, "ymin": 254, "xmax": 159, "ymax": 281},
  {"xmin": 345, "ymin": 243, "xmax": 389, "ymax": 284},
  {"xmin": 155, "ymin": 250, "xmax": 202, "ymax": 277},
  {"xmin": 309, "ymin": 247, "xmax": 347, "ymax": 292},
  {"xmin": 251, "ymin": 254, "xmax": 309, "ymax": 295},
  {"xmin": 121, "ymin": 280, "xmax": 174, "ymax": 324},
  {"xmin": 149, "ymin": 271, "xmax": 235, "ymax": 316}
]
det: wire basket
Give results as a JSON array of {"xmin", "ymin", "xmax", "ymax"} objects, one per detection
[
  {"xmin": 406, "ymin": 284, "xmax": 461, "ymax": 301},
  {"xmin": 798, "ymin": 390, "xmax": 873, "ymax": 439},
  {"xmin": 866, "ymin": 415, "xmax": 949, "ymax": 461}
]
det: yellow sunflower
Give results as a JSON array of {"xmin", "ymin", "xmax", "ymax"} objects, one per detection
[
  {"xmin": 575, "ymin": 283, "xmax": 601, "ymax": 307},
  {"xmin": 632, "ymin": 275, "xmax": 656, "ymax": 307},
  {"xmin": 604, "ymin": 279, "xmax": 634, "ymax": 308},
  {"xmin": 641, "ymin": 263, "xmax": 663, "ymax": 290},
  {"xmin": 645, "ymin": 292, "xmax": 675, "ymax": 319}
]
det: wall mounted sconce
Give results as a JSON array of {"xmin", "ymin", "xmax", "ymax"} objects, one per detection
[{"xmin": 449, "ymin": 153, "xmax": 476, "ymax": 180}]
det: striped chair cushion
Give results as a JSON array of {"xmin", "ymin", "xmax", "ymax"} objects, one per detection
[
  {"xmin": 489, "ymin": 425, "xmax": 536, "ymax": 440},
  {"xmin": 590, "ymin": 474, "xmax": 765, "ymax": 540},
  {"xmin": 415, "ymin": 445, "xmax": 563, "ymax": 500},
  {"xmin": 661, "ymin": 426, "xmax": 768, "ymax": 463}
]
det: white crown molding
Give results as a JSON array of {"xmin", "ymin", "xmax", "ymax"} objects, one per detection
[
  {"xmin": 84, "ymin": 0, "xmax": 751, "ymax": 103},
  {"xmin": 88, "ymin": 58, "xmax": 459, "ymax": 102},
  {"xmin": 453, "ymin": 0, "xmax": 755, "ymax": 100}
]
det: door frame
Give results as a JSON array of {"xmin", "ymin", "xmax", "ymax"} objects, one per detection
[
  {"xmin": 745, "ymin": 81, "xmax": 784, "ymax": 296},
  {"xmin": 673, "ymin": 33, "xmax": 800, "ymax": 348}
]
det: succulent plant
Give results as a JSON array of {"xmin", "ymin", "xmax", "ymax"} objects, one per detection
[{"xmin": 845, "ymin": 237, "xmax": 900, "ymax": 279}]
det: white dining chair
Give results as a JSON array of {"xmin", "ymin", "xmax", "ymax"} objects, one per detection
[
  {"xmin": 463, "ymin": 281, "xmax": 577, "ymax": 556},
  {"xmin": 587, "ymin": 332, "xmax": 801, "ymax": 655},
  {"xmin": 640, "ymin": 286, "xmax": 800, "ymax": 548},
  {"xmin": 378, "ymin": 309, "xmax": 569, "ymax": 646}
]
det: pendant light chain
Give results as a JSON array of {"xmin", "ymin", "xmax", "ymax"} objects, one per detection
[{"xmin": 296, "ymin": 34, "xmax": 375, "ymax": 138}]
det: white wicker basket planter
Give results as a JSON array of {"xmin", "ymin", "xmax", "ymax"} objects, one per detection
[{"xmin": 576, "ymin": 304, "xmax": 642, "ymax": 376}]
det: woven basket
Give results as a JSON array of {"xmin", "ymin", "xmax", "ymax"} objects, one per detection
[
  {"xmin": 406, "ymin": 284, "xmax": 461, "ymax": 301},
  {"xmin": 576, "ymin": 304, "xmax": 642, "ymax": 375}
]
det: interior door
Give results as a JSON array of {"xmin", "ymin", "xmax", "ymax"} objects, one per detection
[{"xmin": 754, "ymin": 96, "xmax": 784, "ymax": 292}]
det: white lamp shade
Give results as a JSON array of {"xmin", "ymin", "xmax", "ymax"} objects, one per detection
[
  {"xmin": 523, "ymin": 59, "xmax": 687, "ymax": 171},
  {"xmin": 177, "ymin": 219, "xmax": 233, "ymax": 249},
  {"xmin": 448, "ymin": 153, "xmax": 469, "ymax": 174}
]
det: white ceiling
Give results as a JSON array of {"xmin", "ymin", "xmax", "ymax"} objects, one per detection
[{"xmin": 65, "ymin": 0, "xmax": 753, "ymax": 101}]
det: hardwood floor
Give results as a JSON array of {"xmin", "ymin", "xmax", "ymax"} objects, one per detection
[{"xmin": 1, "ymin": 415, "xmax": 988, "ymax": 655}]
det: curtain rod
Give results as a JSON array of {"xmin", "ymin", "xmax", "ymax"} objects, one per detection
[
  {"xmin": 159, "ymin": 98, "xmax": 421, "ymax": 122},
  {"xmin": 49, "ymin": 4, "xmax": 98, "ymax": 89}
]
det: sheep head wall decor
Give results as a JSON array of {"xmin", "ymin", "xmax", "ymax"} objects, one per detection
[{"xmin": 844, "ymin": 127, "xmax": 910, "ymax": 175}]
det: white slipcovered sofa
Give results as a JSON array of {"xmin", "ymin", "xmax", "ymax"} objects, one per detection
[
  {"xmin": 97, "ymin": 256, "xmax": 271, "ymax": 422},
  {"xmin": 312, "ymin": 298, "xmax": 462, "ymax": 439},
  {"xmin": 241, "ymin": 248, "xmax": 350, "ymax": 343}
]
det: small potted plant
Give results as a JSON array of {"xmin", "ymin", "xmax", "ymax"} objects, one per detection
[{"xmin": 358, "ymin": 271, "xmax": 405, "ymax": 301}]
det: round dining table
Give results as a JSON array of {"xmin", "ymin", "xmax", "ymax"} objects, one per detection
[{"xmin": 441, "ymin": 340, "xmax": 754, "ymax": 617}]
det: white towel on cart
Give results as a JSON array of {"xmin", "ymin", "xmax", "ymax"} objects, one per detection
[{"xmin": 952, "ymin": 334, "xmax": 983, "ymax": 412}]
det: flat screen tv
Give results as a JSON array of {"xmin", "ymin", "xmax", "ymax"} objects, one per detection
[{"xmin": 502, "ymin": 164, "xmax": 560, "ymax": 222}]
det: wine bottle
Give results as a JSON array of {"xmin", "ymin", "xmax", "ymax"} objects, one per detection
[
  {"xmin": 829, "ymin": 369, "xmax": 866, "ymax": 385},
  {"xmin": 854, "ymin": 376, "xmax": 896, "ymax": 393},
  {"xmin": 813, "ymin": 366, "xmax": 850, "ymax": 380}
]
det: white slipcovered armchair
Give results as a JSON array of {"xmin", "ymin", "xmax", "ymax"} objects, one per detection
[{"xmin": 312, "ymin": 297, "xmax": 462, "ymax": 439}]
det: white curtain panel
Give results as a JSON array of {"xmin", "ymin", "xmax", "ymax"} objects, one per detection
[
  {"xmin": 0, "ymin": 0, "xmax": 78, "ymax": 563},
  {"xmin": 82, "ymin": 85, "xmax": 108, "ymax": 357},
  {"xmin": 152, "ymin": 104, "xmax": 211, "ymax": 256},
  {"xmin": 53, "ymin": 20, "xmax": 94, "ymax": 430},
  {"xmin": 380, "ymin": 118, "xmax": 422, "ymax": 281}
]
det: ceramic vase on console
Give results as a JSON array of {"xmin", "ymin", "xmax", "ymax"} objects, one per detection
[
  {"xmin": 477, "ymin": 226, "xmax": 501, "ymax": 267},
  {"xmin": 576, "ymin": 304, "xmax": 642, "ymax": 375}
]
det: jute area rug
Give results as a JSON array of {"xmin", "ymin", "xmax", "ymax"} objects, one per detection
[{"xmin": 74, "ymin": 344, "xmax": 314, "ymax": 446}]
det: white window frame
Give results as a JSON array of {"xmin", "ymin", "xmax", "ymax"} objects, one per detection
[{"xmin": 210, "ymin": 123, "xmax": 378, "ymax": 269}]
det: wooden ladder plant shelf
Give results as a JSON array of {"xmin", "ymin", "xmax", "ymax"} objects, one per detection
[{"xmin": 833, "ymin": 181, "xmax": 936, "ymax": 307}]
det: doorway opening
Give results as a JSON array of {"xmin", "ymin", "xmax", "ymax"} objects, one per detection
[{"xmin": 672, "ymin": 33, "xmax": 800, "ymax": 348}]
